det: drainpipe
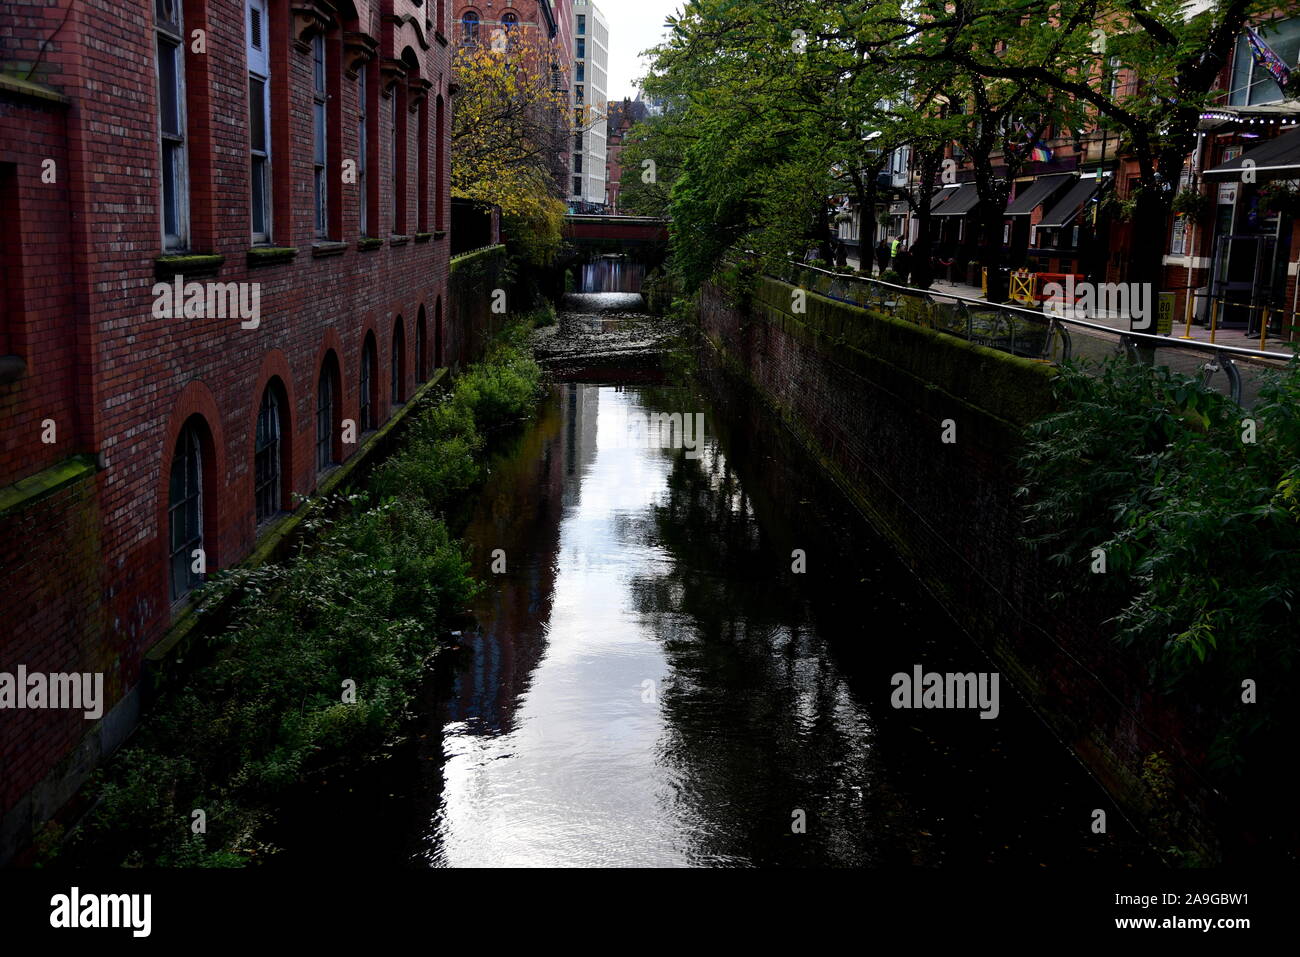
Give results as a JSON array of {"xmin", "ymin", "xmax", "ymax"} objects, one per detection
[
  {"xmin": 1183, "ymin": 131, "xmax": 1204, "ymax": 333},
  {"xmin": 1292, "ymin": 252, "xmax": 1299, "ymax": 340}
]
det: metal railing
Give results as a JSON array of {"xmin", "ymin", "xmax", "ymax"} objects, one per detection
[{"xmin": 780, "ymin": 262, "xmax": 1296, "ymax": 409}]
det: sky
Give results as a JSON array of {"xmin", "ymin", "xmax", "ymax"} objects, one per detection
[{"xmin": 596, "ymin": 0, "xmax": 685, "ymax": 101}]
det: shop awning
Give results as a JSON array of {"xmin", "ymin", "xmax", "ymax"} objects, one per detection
[
  {"xmin": 1038, "ymin": 177, "xmax": 1102, "ymax": 229},
  {"xmin": 931, "ymin": 182, "xmax": 980, "ymax": 216},
  {"xmin": 929, "ymin": 185, "xmax": 960, "ymax": 212},
  {"xmin": 1203, "ymin": 126, "xmax": 1300, "ymax": 181},
  {"xmin": 1004, "ymin": 173, "xmax": 1073, "ymax": 215},
  {"xmin": 888, "ymin": 200, "xmax": 909, "ymax": 215}
]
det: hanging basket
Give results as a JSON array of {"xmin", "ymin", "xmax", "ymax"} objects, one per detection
[
  {"xmin": 1171, "ymin": 188, "xmax": 1209, "ymax": 221},
  {"xmin": 1258, "ymin": 181, "xmax": 1300, "ymax": 218}
]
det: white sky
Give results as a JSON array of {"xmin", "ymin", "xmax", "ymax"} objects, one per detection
[{"xmin": 595, "ymin": 0, "xmax": 686, "ymax": 101}]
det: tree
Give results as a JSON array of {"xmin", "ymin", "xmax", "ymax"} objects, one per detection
[
  {"xmin": 637, "ymin": 0, "xmax": 912, "ymax": 288},
  {"xmin": 452, "ymin": 31, "xmax": 571, "ymax": 261},
  {"xmin": 881, "ymin": 0, "xmax": 1262, "ymax": 290}
]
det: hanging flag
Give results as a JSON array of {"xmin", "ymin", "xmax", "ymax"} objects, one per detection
[
  {"xmin": 1031, "ymin": 142, "xmax": 1053, "ymax": 162},
  {"xmin": 1245, "ymin": 24, "xmax": 1292, "ymax": 91}
]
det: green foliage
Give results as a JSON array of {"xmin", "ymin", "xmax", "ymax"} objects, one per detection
[
  {"xmin": 63, "ymin": 332, "xmax": 544, "ymax": 867},
  {"xmin": 1018, "ymin": 355, "xmax": 1300, "ymax": 776},
  {"xmin": 717, "ymin": 259, "xmax": 758, "ymax": 309},
  {"xmin": 618, "ymin": 113, "xmax": 682, "ymax": 219},
  {"xmin": 637, "ymin": 0, "xmax": 1256, "ymax": 291}
]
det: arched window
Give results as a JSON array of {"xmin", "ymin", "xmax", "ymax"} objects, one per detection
[
  {"xmin": 415, "ymin": 307, "xmax": 427, "ymax": 381},
  {"xmin": 169, "ymin": 418, "xmax": 205, "ymax": 601},
  {"xmin": 360, "ymin": 334, "xmax": 377, "ymax": 431},
  {"xmin": 316, "ymin": 355, "xmax": 339, "ymax": 472},
  {"xmin": 254, "ymin": 383, "xmax": 284, "ymax": 524},
  {"xmin": 461, "ymin": 11, "xmax": 479, "ymax": 45},
  {"xmin": 392, "ymin": 321, "xmax": 405, "ymax": 404}
]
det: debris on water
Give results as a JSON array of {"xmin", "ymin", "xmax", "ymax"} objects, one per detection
[{"xmin": 532, "ymin": 292, "xmax": 683, "ymax": 368}]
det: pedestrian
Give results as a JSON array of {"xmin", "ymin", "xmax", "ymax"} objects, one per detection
[
  {"xmin": 835, "ymin": 240, "xmax": 848, "ymax": 270},
  {"xmin": 895, "ymin": 244, "xmax": 911, "ymax": 285},
  {"xmin": 890, "ymin": 235, "xmax": 902, "ymax": 265},
  {"xmin": 875, "ymin": 238, "xmax": 890, "ymax": 275}
]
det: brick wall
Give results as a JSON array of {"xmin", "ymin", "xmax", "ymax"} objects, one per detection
[
  {"xmin": 698, "ymin": 274, "xmax": 1228, "ymax": 859},
  {"xmin": 1, "ymin": 0, "xmax": 458, "ymax": 860},
  {"xmin": 448, "ymin": 244, "xmax": 507, "ymax": 367}
]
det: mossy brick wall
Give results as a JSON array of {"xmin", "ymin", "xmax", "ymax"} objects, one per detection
[
  {"xmin": 0, "ymin": 1, "xmax": 458, "ymax": 861},
  {"xmin": 0, "ymin": 461, "xmax": 107, "ymax": 855},
  {"xmin": 449, "ymin": 245, "xmax": 508, "ymax": 366},
  {"xmin": 699, "ymin": 275, "xmax": 1223, "ymax": 859}
]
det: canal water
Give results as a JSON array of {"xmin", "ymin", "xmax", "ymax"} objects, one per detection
[{"xmin": 276, "ymin": 297, "xmax": 1152, "ymax": 868}]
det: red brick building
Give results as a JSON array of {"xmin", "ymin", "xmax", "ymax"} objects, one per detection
[
  {"xmin": 604, "ymin": 96, "xmax": 646, "ymax": 213},
  {"xmin": 0, "ymin": 0, "xmax": 455, "ymax": 860},
  {"xmin": 868, "ymin": 10, "xmax": 1299, "ymax": 338},
  {"xmin": 454, "ymin": 1, "xmax": 572, "ymax": 193}
]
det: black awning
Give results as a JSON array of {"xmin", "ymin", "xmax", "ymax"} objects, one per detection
[
  {"xmin": 931, "ymin": 182, "xmax": 980, "ymax": 216},
  {"xmin": 929, "ymin": 186, "xmax": 960, "ymax": 211},
  {"xmin": 1004, "ymin": 173, "xmax": 1073, "ymax": 216},
  {"xmin": 1038, "ymin": 177, "xmax": 1101, "ymax": 228},
  {"xmin": 1203, "ymin": 126, "xmax": 1300, "ymax": 181}
]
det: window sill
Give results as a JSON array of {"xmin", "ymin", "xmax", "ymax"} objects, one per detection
[
  {"xmin": 389, "ymin": 234, "xmax": 411, "ymax": 247},
  {"xmin": 155, "ymin": 253, "xmax": 225, "ymax": 280},
  {"xmin": 414, "ymin": 232, "xmax": 432, "ymax": 243},
  {"xmin": 358, "ymin": 237, "xmax": 385, "ymax": 252},
  {"xmin": 311, "ymin": 241, "xmax": 349, "ymax": 258},
  {"xmin": 434, "ymin": 229, "xmax": 447, "ymax": 240},
  {"xmin": 247, "ymin": 246, "xmax": 298, "ymax": 267}
]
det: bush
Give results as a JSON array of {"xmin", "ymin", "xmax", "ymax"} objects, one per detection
[
  {"xmin": 1018, "ymin": 355, "xmax": 1300, "ymax": 778},
  {"xmin": 62, "ymin": 327, "xmax": 544, "ymax": 866}
]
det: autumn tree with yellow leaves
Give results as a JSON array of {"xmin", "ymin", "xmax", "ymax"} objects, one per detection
[{"xmin": 452, "ymin": 28, "xmax": 585, "ymax": 264}]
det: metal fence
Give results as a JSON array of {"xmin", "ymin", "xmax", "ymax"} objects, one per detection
[{"xmin": 779, "ymin": 262, "xmax": 1296, "ymax": 409}]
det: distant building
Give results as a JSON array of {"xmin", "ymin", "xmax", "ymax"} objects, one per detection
[
  {"xmin": 570, "ymin": 0, "xmax": 609, "ymax": 209},
  {"xmin": 455, "ymin": 3, "xmax": 573, "ymax": 193},
  {"xmin": 635, "ymin": 90, "xmax": 666, "ymax": 117},
  {"xmin": 606, "ymin": 97, "xmax": 648, "ymax": 212}
]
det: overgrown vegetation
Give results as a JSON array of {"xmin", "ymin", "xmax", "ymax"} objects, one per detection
[
  {"xmin": 56, "ymin": 325, "xmax": 544, "ymax": 867},
  {"xmin": 1018, "ymin": 356, "xmax": 1300, "ymax": 783}
]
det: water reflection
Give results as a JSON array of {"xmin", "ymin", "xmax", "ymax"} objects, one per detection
[{"xmin": 413, "ymin": 382, "xmax": 1151, "ymax": 867}]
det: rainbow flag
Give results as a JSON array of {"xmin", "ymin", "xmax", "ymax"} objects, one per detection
[
  {"xmin": 1031, "ymin": 143, "xmax": 1053, "ymax": 162},
  {"xmin": 1246, "ymin": 25, "xmax": 1291, "ymax": 91}
]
